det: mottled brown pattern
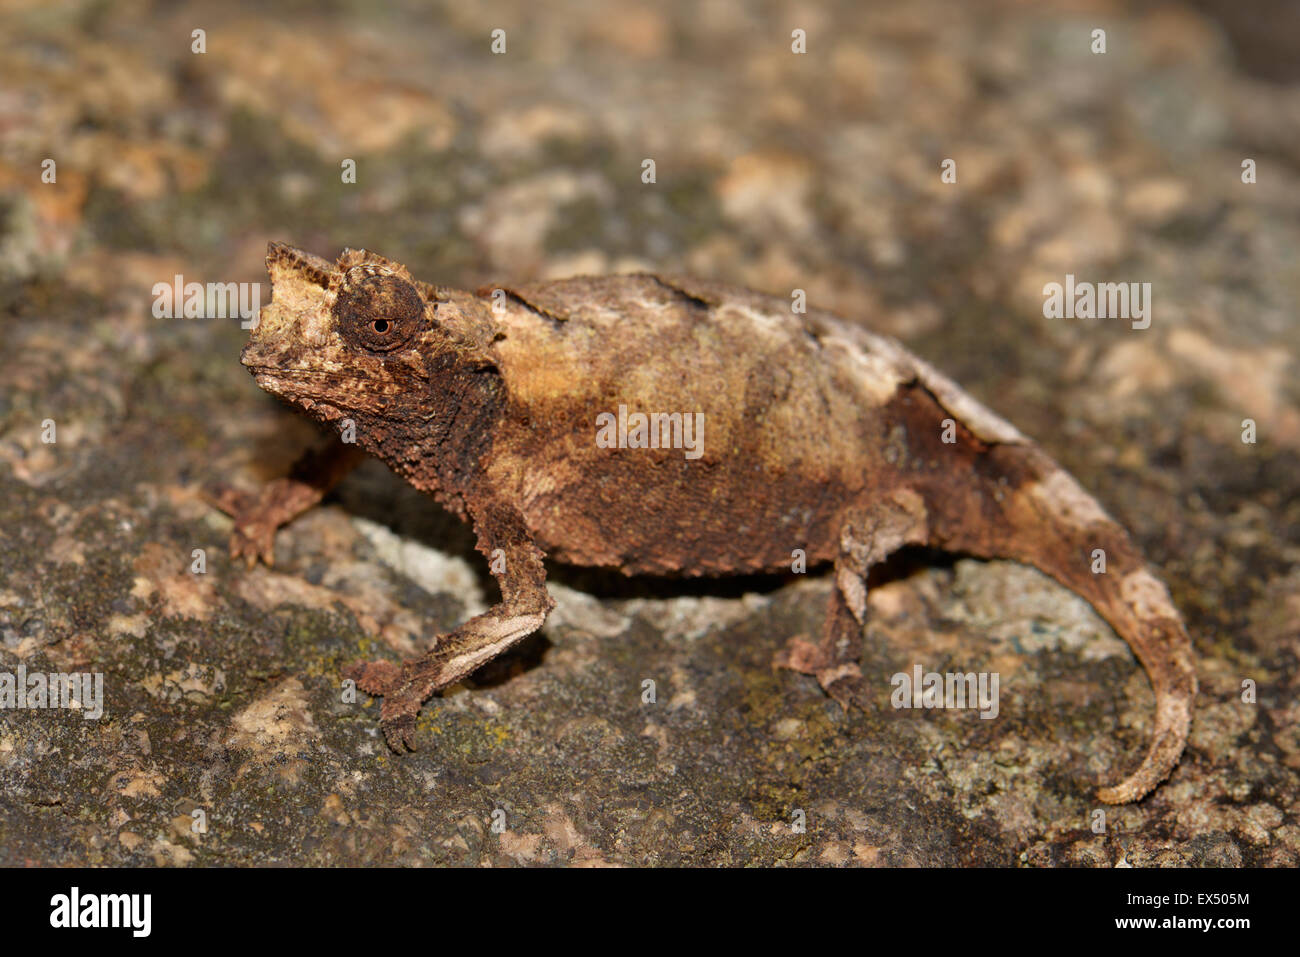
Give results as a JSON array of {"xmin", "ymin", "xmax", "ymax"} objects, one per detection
[
  {"xmin": 219, "ymin": 242, "xmax": 1196, "ymax": 803},
  {"xmin": 3, "ymin": 0, "xmax": 1296, "ymax": 867}
]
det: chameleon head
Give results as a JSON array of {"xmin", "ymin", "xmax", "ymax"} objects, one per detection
[{"xmin": 241, "ymin": 242, "xmax": 499, "ymax": 435}]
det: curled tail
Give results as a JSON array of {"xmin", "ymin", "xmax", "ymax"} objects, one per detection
[{"xmin": 935, "ymin": 442, "xmax": 1197, "ymax": 803}]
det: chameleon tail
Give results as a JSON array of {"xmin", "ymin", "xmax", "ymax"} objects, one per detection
[{"xmin": 939, "ymin": 444, "xmax": 1197, "ymax": 803}]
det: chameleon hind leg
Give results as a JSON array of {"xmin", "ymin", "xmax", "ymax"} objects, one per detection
[{"xmin": 775, "ymin": 490, "xmax": 930, "ymax": 709}]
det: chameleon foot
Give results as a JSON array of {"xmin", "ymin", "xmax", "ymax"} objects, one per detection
[
  {"xmin": 206, "ymin": 483, "xmax": 283, "ymax": 567},
  {"xmin": 344, "ymin": 659, "xmax": 436, "ymax": 752},
  {"xmin": 774, "ymin": 631, "xmax": 868, "ymax": 711}
]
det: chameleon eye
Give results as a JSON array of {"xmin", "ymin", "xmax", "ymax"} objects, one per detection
[{"xmin": 334, "ymin": 275, "xmax": 425, "ymax": 353}]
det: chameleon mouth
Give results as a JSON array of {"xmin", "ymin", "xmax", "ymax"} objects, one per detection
[
  {"xmin": 247, "ymin": 366, "xmax": 291, "ymax": 387},
  {"xmin": 244, "ymin": 364, "xmax": 348, "ymax": 405},
  {"xmin": 244, "ymin": 362, "xmax": 389, "ymax": 418},
  {"xmin": 241, "ymin": 342, "xmax": 342, "ymax": 399}
]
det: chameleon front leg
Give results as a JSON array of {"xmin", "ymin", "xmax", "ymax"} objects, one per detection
[
  {"xmin": 345, "ymin": 499, "xmax": 555, "ymax": 751},
  {"xmin": 776, "ymin": 491, "xmax": 930, "ymax": 708},
  {"xmin": 209, "ymin": 437, "xmax": 366, "ymax": 567}
]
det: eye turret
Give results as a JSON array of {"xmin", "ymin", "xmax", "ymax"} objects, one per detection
[{"xmin": 333, "ymin": 273, "xmax": 425, "ymax": 353}]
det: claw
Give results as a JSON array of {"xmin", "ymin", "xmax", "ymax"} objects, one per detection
[
  {"xmin": 775, "ymin": 632, "xmax": 867, "ymax": 711},
  {"xmin": 204, "ymin": 482, "xmax": 282, "ymax": 567},
  {"xmin": 381, "ymin": 711, "xmax": 418, "ymax": 752},
  {"xmin": 231, "ymin": 520, "xmax": 276, "ymax": 567},
  {"xmin": 345, "ymin": 660, "xmax": 440, "ymax": 752},
  {"xmin": 773, "ymin": 633, "xmax": 829, "ymax": 674}
]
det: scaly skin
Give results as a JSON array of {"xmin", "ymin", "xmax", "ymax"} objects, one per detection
[{"xmin": 214, "ymin": 242, "xmax": 1197, "ymax": 803}]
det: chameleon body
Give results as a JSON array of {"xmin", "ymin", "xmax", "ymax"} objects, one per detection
[{"xmin": 219, "ymin": 242, "xmax": 1197, "ymax": 804}]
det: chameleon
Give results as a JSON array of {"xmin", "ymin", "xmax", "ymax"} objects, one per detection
[{"xmin": 212, "ymin": 241, "xmax": 1197, "ymax": 804}]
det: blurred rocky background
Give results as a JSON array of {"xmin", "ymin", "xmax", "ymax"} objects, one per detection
[{"xmin": 0, "ymin": 0, "xmax": 1296, "ymax": 865}]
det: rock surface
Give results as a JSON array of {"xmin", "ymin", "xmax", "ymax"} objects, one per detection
[{"xmin": 0, "ymin": 0, "xmax": 1296, "ymax": 866}]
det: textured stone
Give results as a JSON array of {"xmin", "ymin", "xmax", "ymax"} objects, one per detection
[{"xmin": 0, "ymin": 0, "xmax": 1295, "ymax": 866}]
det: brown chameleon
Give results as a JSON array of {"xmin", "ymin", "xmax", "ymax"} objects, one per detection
[{"xmin": 213, "ymin": 241, "xmax": 1197, "ymax": 804}]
